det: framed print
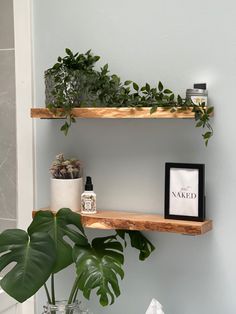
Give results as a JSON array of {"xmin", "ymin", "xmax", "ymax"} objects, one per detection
[{"xmin": 165, "ymin": 163, "xmax": 205, "ymax": 221}]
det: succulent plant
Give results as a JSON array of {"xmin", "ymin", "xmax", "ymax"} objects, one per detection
[{"xmin": 50, "ymin": 153, "xmax": 81, "ymax": 179}]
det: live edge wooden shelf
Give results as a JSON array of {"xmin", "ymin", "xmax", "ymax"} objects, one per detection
[
  {"xmin": 31, "ymin": 107, "xmax": 197, "ymax": 119},
  {"xmin": 33, "ymin": 209, "xmax": 212, "ymax": 236}
]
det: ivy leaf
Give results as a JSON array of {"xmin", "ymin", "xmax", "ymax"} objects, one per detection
[
  {"xmin": 65, "ymin": 48, "xmax": 73, "ymax": 57},
  {"xmin": 169, "ymin": 93, "xmax": 175, "ymax": 101},
  {"xmin": 104, "ymin": 64, "xmax": 108, "ymax": 71},
  {"xmin": 70, "ymin": 116, "xmax": 76, "ymax": 123},
  {"xmin": 158, "ymin": 81, "xmax": 163, "ymax": 92},
  {"xmin": 196, "ymin": 121, "xmax": 203, "ymax": 128},
  {"xmin": 124, "ymin": 80, "xmax": 132, "ymax": 86},
  {"xmin": 60, "ymin": 124, "xmax": 69, "ymax": 136},
  {"xmin": 150, "ymin": 106, "xmax": 157, "ymax": 114},
  {"xmin": 207, "ymin": 106, "xmax": 214, "ymax": 115},
  {"xmin": 145, "ymin": 83, "xmax": 150, "ymax": 92},
  {"xmin": 94, "ymin": 56, "xmax": 100, "ymax": 62},
  {"xmin": 203, "ymin": 131, "xmax": 212, "ymax": 139},
  {"xmin": 177, "ymin": 95, "xmax": 183, "ymax": 105},
  {"xmin": 52, "ymin": 63, "xmax": 61, "ymax": 70},
  {"xmin": 164, "ymin": 89, "xmax": 172, "ymax": 94},
  {"xmin": 133, "ymin": 82, "xmax": 139, "ymax": 91}
]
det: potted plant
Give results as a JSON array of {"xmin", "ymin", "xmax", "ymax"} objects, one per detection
[
  {"xmin": 45, "ymin": 49, "xmax": 214, "ymax": 145},
  {"xmin": 50, "ymin": 153, "xmax": 83, "ymax": 212},
  {"xmin": 0, "ymin": 208, "xmax": 155, "ymax": 313}
]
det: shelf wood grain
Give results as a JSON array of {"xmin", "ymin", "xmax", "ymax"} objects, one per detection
[
  {"xmin": 31, "ymin": 107, "xmax": 197, "ymax": 119},
  {"xmin": 32, "ymin": 209, "xmax": 212, "ymax": 235}
]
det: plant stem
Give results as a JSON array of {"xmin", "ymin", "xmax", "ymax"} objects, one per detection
[
  {"xmin": 51, "ymin": 274, "xmax": 56, "ymax": 305},
  {"xmin": 44, "ymin": 283, "xmax": 52, "ymax": 304},
  {"xmin": 72, "ymin": 286, "xmax": 79, "ymax": 302},
  {"xmin": 68, "ymin": 277, "xmax": 80, "ymax": 304}
]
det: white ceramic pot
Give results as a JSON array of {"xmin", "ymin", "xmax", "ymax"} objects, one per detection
[{"xmin": 50, "ymin": 178, "xmax": 83, "ymax": 212}]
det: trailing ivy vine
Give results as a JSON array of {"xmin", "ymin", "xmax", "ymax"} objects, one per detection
[{"xmin": 45, "ymin": 49, "xmax": 213, "ymax": 145}]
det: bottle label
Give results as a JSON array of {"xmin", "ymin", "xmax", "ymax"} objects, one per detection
[
  {"xmin": 81, "ymin": 194, "xmax": 96, "ymax": 213},
  {"xmin": 85, "ymin": 200, "xmax": 92, "ymax": 210}
]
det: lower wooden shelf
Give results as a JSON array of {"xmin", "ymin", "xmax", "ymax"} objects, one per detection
[{"xmin": 33, "ymin": 209, "xmax": 212, "ymax": 236}]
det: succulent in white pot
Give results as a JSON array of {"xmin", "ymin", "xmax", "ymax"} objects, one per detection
[{"xmin": 50, "ymin": 153, "xmax": 83, "ymax": 212}]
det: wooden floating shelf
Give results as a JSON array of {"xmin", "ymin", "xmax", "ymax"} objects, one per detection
[
  {"xmin": 31, "ymin": 107, "xmax": 197, "ymax": 119},
  {"xmin": 33, "ymin": 209, "xmax": 212, "ymax": 235}
]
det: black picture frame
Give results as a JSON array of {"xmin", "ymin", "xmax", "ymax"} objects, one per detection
[{"xmin": 165, "ymin": 163, "xmax": 205, "ymax": 222}]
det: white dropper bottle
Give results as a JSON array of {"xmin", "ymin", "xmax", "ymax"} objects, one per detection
[{"xmin": 81, "ymin": 176, "xmax": 97, "ymax": 214}]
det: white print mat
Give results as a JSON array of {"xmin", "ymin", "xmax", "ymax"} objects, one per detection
[{"xmin": 169, "ymin": 168, "xmax": 199, "ymax": 217}]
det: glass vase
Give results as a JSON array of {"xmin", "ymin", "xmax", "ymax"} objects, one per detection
[{"xmin": 42, "ymin": 300, "xmax": 91, "ymax": 314}]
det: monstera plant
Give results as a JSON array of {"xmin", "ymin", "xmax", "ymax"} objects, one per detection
[{"xmin": 0, "ymin": 208, "xmax": 155, "ymax": 307}]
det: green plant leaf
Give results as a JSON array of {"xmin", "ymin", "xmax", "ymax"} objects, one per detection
[
  {"xmin": 150, "ymin": 106, "xmax": 157, "ymax": 114},
  {"xmin": 196, "ymin": 121, "xmax": 203, "ymax": 127},
  {"xmin": 133, "ymin": 82, "xmax": 139, "ymax": 91},
  {"xmin": 0, "ymin": 229, "xmax": 56, "ymax": 302},
  {"xmin": 60, "ymin": 122, "xmax": 69, "ymax": 136},
  {"xmin": 73, "ymin": 236, "xmax": 124, "ymax": 306},
  {"xmin": 145, "ymin": 83, "xmax": 150, "ymax": 92},
  {"xmin": 177, "ymin": 95, "xmax": 183, "ymax": 105},
  {"xmin": 169, "ymin": 94, "xmax": 175, "ymax": 101},
  {"xmin": 28, "ymin": 208, "xmax": 88, "ymax": 273},
  {"xmin": 203, "ymin": 131, "xmax": 212, "ymax": 139},
  {"xmin": 163, "ymin": 89, "xmax": 172, "ymax": 94},
  {"xmin": 116, "ymin": 230, "xmax": 155, "ymax": 261},
  {"xmin": 45, "ymin": 48, "xmax": 214, "ymax": 144},
  {"xmin": 207, "ymin": 106, "xmax": 214, "ymax": 114},
  {"xmin": 65, "ymin": 48, "xmax": 73, "ymax": 57},
  {"xmin": 158, "ymin": 81, "xmax": 163, "ymax": 92}
]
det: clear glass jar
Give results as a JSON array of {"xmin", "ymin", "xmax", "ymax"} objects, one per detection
[{"xmin": 42, "ymin": 300, "xmax": 92, "ymax": 314}]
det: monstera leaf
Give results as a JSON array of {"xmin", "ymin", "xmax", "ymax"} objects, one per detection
[
  {"xmin": 116, "ymin": 230, "xmax": 155, "ymax": 261},
  {"xmin": 28, "ymin": 208, "xmax": 88, "ymax": 273},
  {"xmin": 0, "ymin": 229, "xmax": 56, "ymax": 302},
  {"xmin": 73, "ymin": 236, "xmax": 124, "ymax": 306}
]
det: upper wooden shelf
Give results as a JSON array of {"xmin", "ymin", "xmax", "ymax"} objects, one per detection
[
  {"xmin": 31, "ymin": 107, "xmax": 197, "ymax": 119},
  {"xmin": 33, "ymin": 209, "xmax": 212, "ymax": 236}
]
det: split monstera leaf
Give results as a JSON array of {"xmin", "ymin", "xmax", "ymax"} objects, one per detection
[{"xmin": 0, "ymin": 208, "xmax": 155, "ymax": 306}]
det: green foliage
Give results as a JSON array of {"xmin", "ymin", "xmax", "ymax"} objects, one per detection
[
  {"xmin": 28, "ymin": 209, "xmax": 87, "ymax": 273},
  {"xmin": 45, "ymin": 49, "xmax": 214, "ymax": 145},
  {"xmin": 74, "ymin": 236, "xmax": 124, "ymax": 306},
  {"xmin": 116, "ymin": 230, "xmax": 155, "ymax": 261},
  {"xmin": 0, "ymin": 208, "xmax": 155, "ymax": 307},
  {"xmin": 0, "ymin": 229, "xmax": 56, "ymax": 302},
  {"xmin": 192, "ymin": 104, "xmax": 214, "ymax": 146}
]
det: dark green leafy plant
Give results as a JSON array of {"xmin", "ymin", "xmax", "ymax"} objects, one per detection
[
  {"xmin": 0, "ymin": 208, "xmax": 155, "ymax": 307},
  {"xmin": 45, "ymin": 49, "xmax": 214, "ymax": 145}
]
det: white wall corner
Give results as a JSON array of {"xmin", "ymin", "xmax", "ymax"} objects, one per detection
[{"xmin": 13, "ymin": 0, "xmax": 35, "ymax": 313}]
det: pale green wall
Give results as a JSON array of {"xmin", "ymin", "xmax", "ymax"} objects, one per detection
[{"xmin": 33, "ymin": 1, "xmax": 236, "ymax": 313}]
